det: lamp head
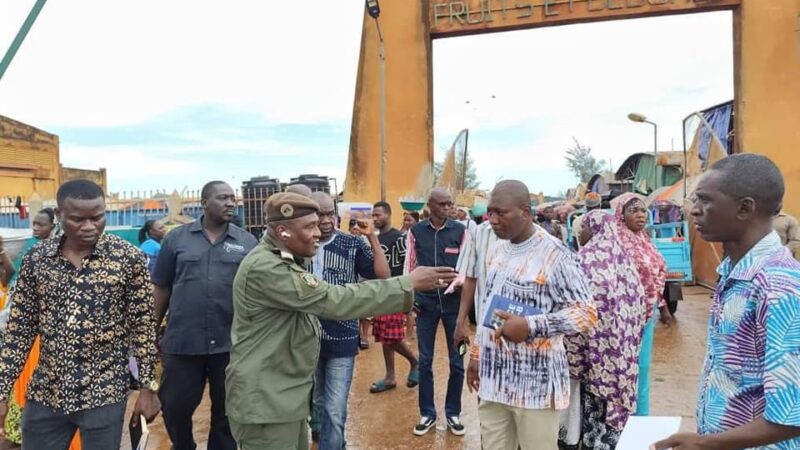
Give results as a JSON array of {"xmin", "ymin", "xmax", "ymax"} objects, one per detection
[
  {"xmin": 366, "ymin": 0, "xmax": 380, "ymax": 18},
  {"xmin": 628, "ymin": 112, "xmax": 647, "ymax": 123}
]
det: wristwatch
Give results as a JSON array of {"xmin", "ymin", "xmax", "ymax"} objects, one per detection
[{"xmin": 145, "ymin": 380, "xmax": 160, "ymax": 392}]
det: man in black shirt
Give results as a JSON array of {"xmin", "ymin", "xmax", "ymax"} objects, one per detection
[
  {"xmin": 369, "ymin": 202, "xmax": 419, "ymax": 393},
  {"xmin": 153, "ymin": 181, "xmax": 258, "ymax": 450}
]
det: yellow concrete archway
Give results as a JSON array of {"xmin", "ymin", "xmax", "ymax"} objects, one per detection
[{"xmin": 345, "ymin": 0, "xmax": 800, "ymax": 218}]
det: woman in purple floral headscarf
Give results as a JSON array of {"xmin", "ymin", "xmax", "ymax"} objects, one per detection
[{"xmin": 559, "ymin": 210, "xmax": 649, "ymax": 450}]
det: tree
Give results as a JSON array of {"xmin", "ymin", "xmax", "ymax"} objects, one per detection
[
  {"xmin": 564, "ymin": 137, "xmax": 605, "ymax": 182},
  {"xmin": 433, "ymin": 148, "xmax": 480, "ymax": 190}
]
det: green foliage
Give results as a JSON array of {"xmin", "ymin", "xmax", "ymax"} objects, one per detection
[
  {"xmin": 565, "ymin": 137, "xmax": 605, "ymax": 183},
  {"xmin": 5, "ymin": 396, "xmax": 22, "ymax": 444},
  {"xmin": 433, "ymin": 148, "xmax": 480, "ymax": 190}
]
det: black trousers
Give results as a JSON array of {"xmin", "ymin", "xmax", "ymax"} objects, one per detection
[
  {"xmin": 159, "ymin": 352, "xmax": 236, "ymax": 450},
  {"xmin": 21, "ymin": 400, "xmax": 126, "ymax": 450}
]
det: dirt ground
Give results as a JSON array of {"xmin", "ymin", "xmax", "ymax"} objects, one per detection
[{"xmin": 114, "ymin": 285, "xmax": 711, "ymax": 450}]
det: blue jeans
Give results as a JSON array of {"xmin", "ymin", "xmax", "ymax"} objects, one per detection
[
  {"xmin": 416, "ymin": 308, "xmax": 464, "ymax": 419},
  {"xmin": 636, "ymin": 317, "xmax": 656, "ymax": 415},
  {"xmin": 313, "ymin": 355, "xmax": 355, "ymax": 450}
]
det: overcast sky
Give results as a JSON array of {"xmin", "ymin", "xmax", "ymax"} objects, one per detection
[{"xmin": 0, "ymin": 1, "xmax": 733, "ymax": 196}]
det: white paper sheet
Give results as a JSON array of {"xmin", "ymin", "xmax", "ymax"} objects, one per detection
[
  {"xmin": 136, "ymin": 415, "xmax": 150, "ymax": 450},
  {"xmin": 616, "ymin": 416, "xmax": 682, "ymax": 450}
]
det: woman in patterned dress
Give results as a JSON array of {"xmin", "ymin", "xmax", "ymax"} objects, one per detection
[
  {"xmin": 614, "ymin": 193, "xmax": 667, "ymax": 418},
  {"xmin": 560, "ymin": 209, "xmax": 649, "ymax": 450}
]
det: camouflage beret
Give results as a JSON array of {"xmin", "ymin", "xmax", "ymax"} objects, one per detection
[{"xmin": 266, "ymin": 192, "xmax": 320, "ymax": 222}]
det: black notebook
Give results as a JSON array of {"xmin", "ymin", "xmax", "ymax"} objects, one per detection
[{"xmin": 128, "ymin": 415, "xmax": 150, "ymax": 450}]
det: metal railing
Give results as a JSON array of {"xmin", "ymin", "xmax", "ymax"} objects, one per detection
[
  {"xmin": 0, "ymin": 197, "xmax": 30, "ymax": 229},
  {"xmin": 0, "ymin": 189, "xmax": 209, "ymax": 230},
  {"xmin": 1, "ymin": 178, "xmax": 339, "ymax": 233}
]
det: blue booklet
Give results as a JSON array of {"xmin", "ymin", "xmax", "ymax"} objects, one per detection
[{"xmin": 482, "ymin": 294, "xmax": 542, "ymax": 330}]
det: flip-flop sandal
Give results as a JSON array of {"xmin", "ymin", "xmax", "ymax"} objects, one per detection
[
  {"xmin": 406, "ymin": 368, "xmax": 419, "ymax": 388},
  {"xmin": 369, "ymin": 380, "xmax": 397, "ymax": 393}
]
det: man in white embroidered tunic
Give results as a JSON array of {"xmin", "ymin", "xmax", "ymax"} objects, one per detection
[{"xmin": 467, "ymin": 180, "xmax": 596, "ymax": 450}]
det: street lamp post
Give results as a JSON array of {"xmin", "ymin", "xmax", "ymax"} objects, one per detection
[
  {"xmin": 366, "ymin": 0, "xmax": 387, "ymax": 202},
  {"xmin": 628, "ymin": 112, "xmax": 658, "ymax": 191}
]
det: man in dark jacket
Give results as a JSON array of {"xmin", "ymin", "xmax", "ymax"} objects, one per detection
[{"xmin": 404, "ymin": 188, "xmax": 468, "ymax": 437}]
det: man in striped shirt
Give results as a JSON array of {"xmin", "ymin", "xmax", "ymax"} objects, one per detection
[
  {"xmin": 454, "ymin": 219, "xmax": 500, "ymax": 349},
  {"xmin": 308, "ymin": 192, "xmax": 390, "ymax": 449},
  {"xmin": 467, "ymin": 180, "xmax": 596, "ymax": 450}
]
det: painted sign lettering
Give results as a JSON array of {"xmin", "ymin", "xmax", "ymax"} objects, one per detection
[{"xmin": 430, "ymin": 0, "xmax": 740, "ymax": 37}]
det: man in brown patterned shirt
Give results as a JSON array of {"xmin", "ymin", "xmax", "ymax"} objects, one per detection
[{"xmin": 0, "ymin": 179, "xmax": 160, "ymax": 449}]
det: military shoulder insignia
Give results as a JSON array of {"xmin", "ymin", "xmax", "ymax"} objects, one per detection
[
  {"xmin": 280, "ymin": 203, "xmax": 294, "ymax": 218},
  {"xmin": 301, "ymin": 273, "xmax": 319, "ymax": 288}
]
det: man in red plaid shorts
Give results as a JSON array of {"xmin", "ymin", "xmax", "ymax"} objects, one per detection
[{"xmin": 369, "ymin": 202, "xmax": 420, "ymax": 393}]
